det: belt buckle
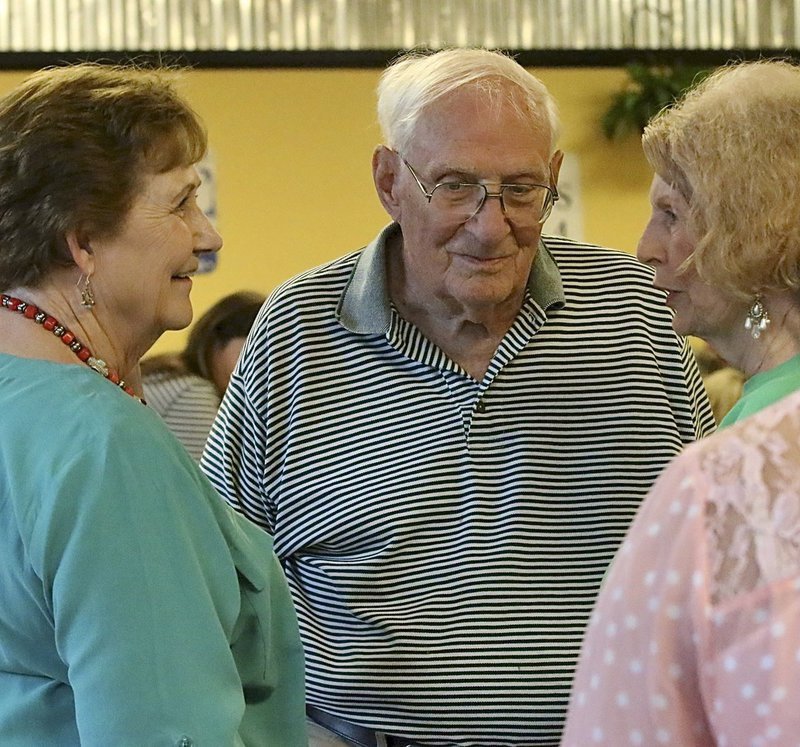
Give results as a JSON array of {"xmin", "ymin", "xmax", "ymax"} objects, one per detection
[{"xmin": 381, "ymin": 736, "xmax": 420, "ymax": 747}]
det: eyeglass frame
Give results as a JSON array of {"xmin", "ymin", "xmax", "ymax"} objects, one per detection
[{"xmin": 397, "ymin": 152, "xmax": 560, "ymax": 225}]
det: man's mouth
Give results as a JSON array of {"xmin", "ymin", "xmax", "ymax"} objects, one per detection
[{"xmin": 455, "ymin": 253, "xmax": 509, "ymax": 264}]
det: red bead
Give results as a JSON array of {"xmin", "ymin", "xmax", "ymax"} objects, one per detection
[{"xmin": 0, "ymin": 294, "xmax": 145, "ymax": 405}]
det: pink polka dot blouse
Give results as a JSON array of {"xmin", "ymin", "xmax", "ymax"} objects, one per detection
[{"xmin": 562, "ymin": 389, "xmax": 800, "ymax": 746}]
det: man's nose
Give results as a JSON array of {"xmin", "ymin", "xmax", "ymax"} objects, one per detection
[{"xmin": 467, "ymin": 190, "xmax": 511, "ymax": 238}]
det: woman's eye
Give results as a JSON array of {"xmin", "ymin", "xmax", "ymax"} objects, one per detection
[{"xmin": 175, "ymin": 193, "xmax": 197, "ymax": 214}]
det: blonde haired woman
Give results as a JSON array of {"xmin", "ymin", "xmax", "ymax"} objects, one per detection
[
  {"xmin": 637, "ymin": 59, "xmax": 800, "ymax": 427},
  {"xmin": 563, "ymin": 59, "xmax": 800, "ymax": 746}
]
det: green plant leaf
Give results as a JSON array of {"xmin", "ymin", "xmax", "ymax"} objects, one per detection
[{"xmin": 602, "ymin": 62, "xmax": 710, "ymax": 141}]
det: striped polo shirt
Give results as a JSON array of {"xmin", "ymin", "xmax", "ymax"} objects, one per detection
[{"xmin": 202, "ymin": 223, "xmax": 715, "ymax": 746}]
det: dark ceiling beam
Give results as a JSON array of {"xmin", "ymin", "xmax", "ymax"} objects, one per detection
[{"xmin": 0, "ymin": 48, "xmax": 795, "ymax": 71}]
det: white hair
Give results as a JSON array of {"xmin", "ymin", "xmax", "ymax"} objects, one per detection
[{"xmin": 376, "ymin": 48, "xmax": 561, "ymax": 156}]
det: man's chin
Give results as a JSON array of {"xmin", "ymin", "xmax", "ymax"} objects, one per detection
[{"xmin": 448, "ymin": 284, "xmax": 524, "ymax": 314}]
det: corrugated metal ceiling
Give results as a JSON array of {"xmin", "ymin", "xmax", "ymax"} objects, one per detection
[{"xmin": 0, "ymin": 1, "xmax": 796, "ymax": 52}]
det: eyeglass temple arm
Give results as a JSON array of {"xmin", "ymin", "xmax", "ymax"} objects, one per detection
[{"xmin": 549, "ymin": 164, "xmax": 560, "ymax": 201}]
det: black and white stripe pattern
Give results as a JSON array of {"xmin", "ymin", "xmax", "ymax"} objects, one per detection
[
  {"xmin": 143, "ymin": 372, "xmax": 220, "ymax": 462},
  {"xmin": 202, "ymin": 228, "xmax": 715, "ymax": 746}
]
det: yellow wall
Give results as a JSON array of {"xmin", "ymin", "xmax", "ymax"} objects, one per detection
[{"xmin": 0, "ymin": 66, "xmax": 655, "ymax": 354}]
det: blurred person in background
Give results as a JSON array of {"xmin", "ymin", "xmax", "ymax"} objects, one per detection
[
  {"xmin": 691, "ymin": 340, "xmax": 745, "ymax": 424},
  {"xmin": 0, "ymin": 63, "xmax": 305, "ymax": 745},
  {"xmin": 142, "ymin": 290, "xmax": 264, "ymax": 460}
]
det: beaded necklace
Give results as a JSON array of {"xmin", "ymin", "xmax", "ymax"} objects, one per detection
[{"xmin": 0, "ymin": 294, "xmax": 145, "ymax": 404}]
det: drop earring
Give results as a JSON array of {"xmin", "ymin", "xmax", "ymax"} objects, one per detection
[
  {"xmin": 77, "ymin": 274, "xmax": 95, "ymax": 308},
  {"xmin": 744, "ymin": 295, "xmax": 769, "ymax": 340}
]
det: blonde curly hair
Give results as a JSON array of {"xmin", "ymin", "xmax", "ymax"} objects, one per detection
[{"xmin": 642, "ymin": 59, "xmax": 800, "ymax": 301}]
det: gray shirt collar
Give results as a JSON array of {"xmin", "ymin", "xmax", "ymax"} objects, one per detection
[{"xmin": 335, "ymin": 222, "xmax": 565, "ymax": 334}]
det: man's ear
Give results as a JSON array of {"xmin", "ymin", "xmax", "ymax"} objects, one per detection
[
  {"xmin": 65, "ymin": 230, "xmax": 95, "ymax": 276},
  {"xmin": 372, "ymin": 145, "xmax": 403, "ymax": 222},
  {"xmin": 549, "ymin": 150, "xmax": 565, "ymax": 185}
]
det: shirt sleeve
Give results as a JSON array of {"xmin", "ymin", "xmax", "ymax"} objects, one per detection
[
  {"xmin": 562, "ymin": 454, "xmax": 715, "ymax": 745},
  {"xmin": 700, "ymin": 579, "xmax": 800, "ymax": 745},
  {"xmin": 202, "ymin": 323, "xmax": 275, "ymax": 533},
  {"xmin": 28, "ymin": 410, "xmax": 250, "ymax": 746},
  {"xmin": 678, "ymin": 336, "xmax": 718, "ymax": 440},
  {"xmin": 144, "ymin": 374, "xmax": 221, "ymax": 462}
]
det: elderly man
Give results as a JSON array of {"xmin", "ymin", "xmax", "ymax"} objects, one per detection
[{"xmin": 202, "ymin": 48, "xmax": 714, "ymax": 747}]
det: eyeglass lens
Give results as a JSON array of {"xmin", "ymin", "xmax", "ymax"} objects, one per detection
[{"xmin": 429, "ymin": 183, "xmax": 554, "ymax": 224}]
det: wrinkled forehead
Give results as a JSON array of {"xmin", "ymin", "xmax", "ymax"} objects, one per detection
[
  {"xmin": 649, "ymin": 174, "xmax": 677, "ymax": 201},
  {"xmin": 426, "ymin": 80, "xmax": 546, "ymax": 128},
  {"xmin": 411, "ymin": 85, "xmax": 552, "ymax": 162}
]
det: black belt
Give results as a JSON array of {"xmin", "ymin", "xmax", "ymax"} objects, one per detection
[{"xmin": 306, "ymin": 705, "xmax": 420, "ymax": 747}]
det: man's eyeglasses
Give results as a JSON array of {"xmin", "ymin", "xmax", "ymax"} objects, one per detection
[{"xmin": 400, "ymin": 156, "xmax": 559, "ymax": 226}]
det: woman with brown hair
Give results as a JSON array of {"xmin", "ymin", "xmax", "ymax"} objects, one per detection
[{"xmin": 0, "ymin": 63, "xmax": 305, "ymax": 745}]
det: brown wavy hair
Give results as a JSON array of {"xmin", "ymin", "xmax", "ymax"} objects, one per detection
[
  {"xmin": 182, "ymin": 291, "xmax": 265, "ymax": 387},
  {"xmin": 0, "ymin": 62, "xmax": 206, "ymax": 288}
]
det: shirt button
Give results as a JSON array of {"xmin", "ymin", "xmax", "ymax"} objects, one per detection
[
  {"xmin": 176, "ymin": 737, "xmax": 194, "ymax": 747},
  {"xmin": 475, "ymin": 400, "xmax": 486, "ymax": 413}
]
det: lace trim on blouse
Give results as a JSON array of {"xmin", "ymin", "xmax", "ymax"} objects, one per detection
[{"xmin": 703, "ymin": 399, "xmax": 800, "ymax": 606}]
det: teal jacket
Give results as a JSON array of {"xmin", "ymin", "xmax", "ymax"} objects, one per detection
[{"xmin": 0, "ymin": 354, "xmax": 306, "ymax": 746}]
